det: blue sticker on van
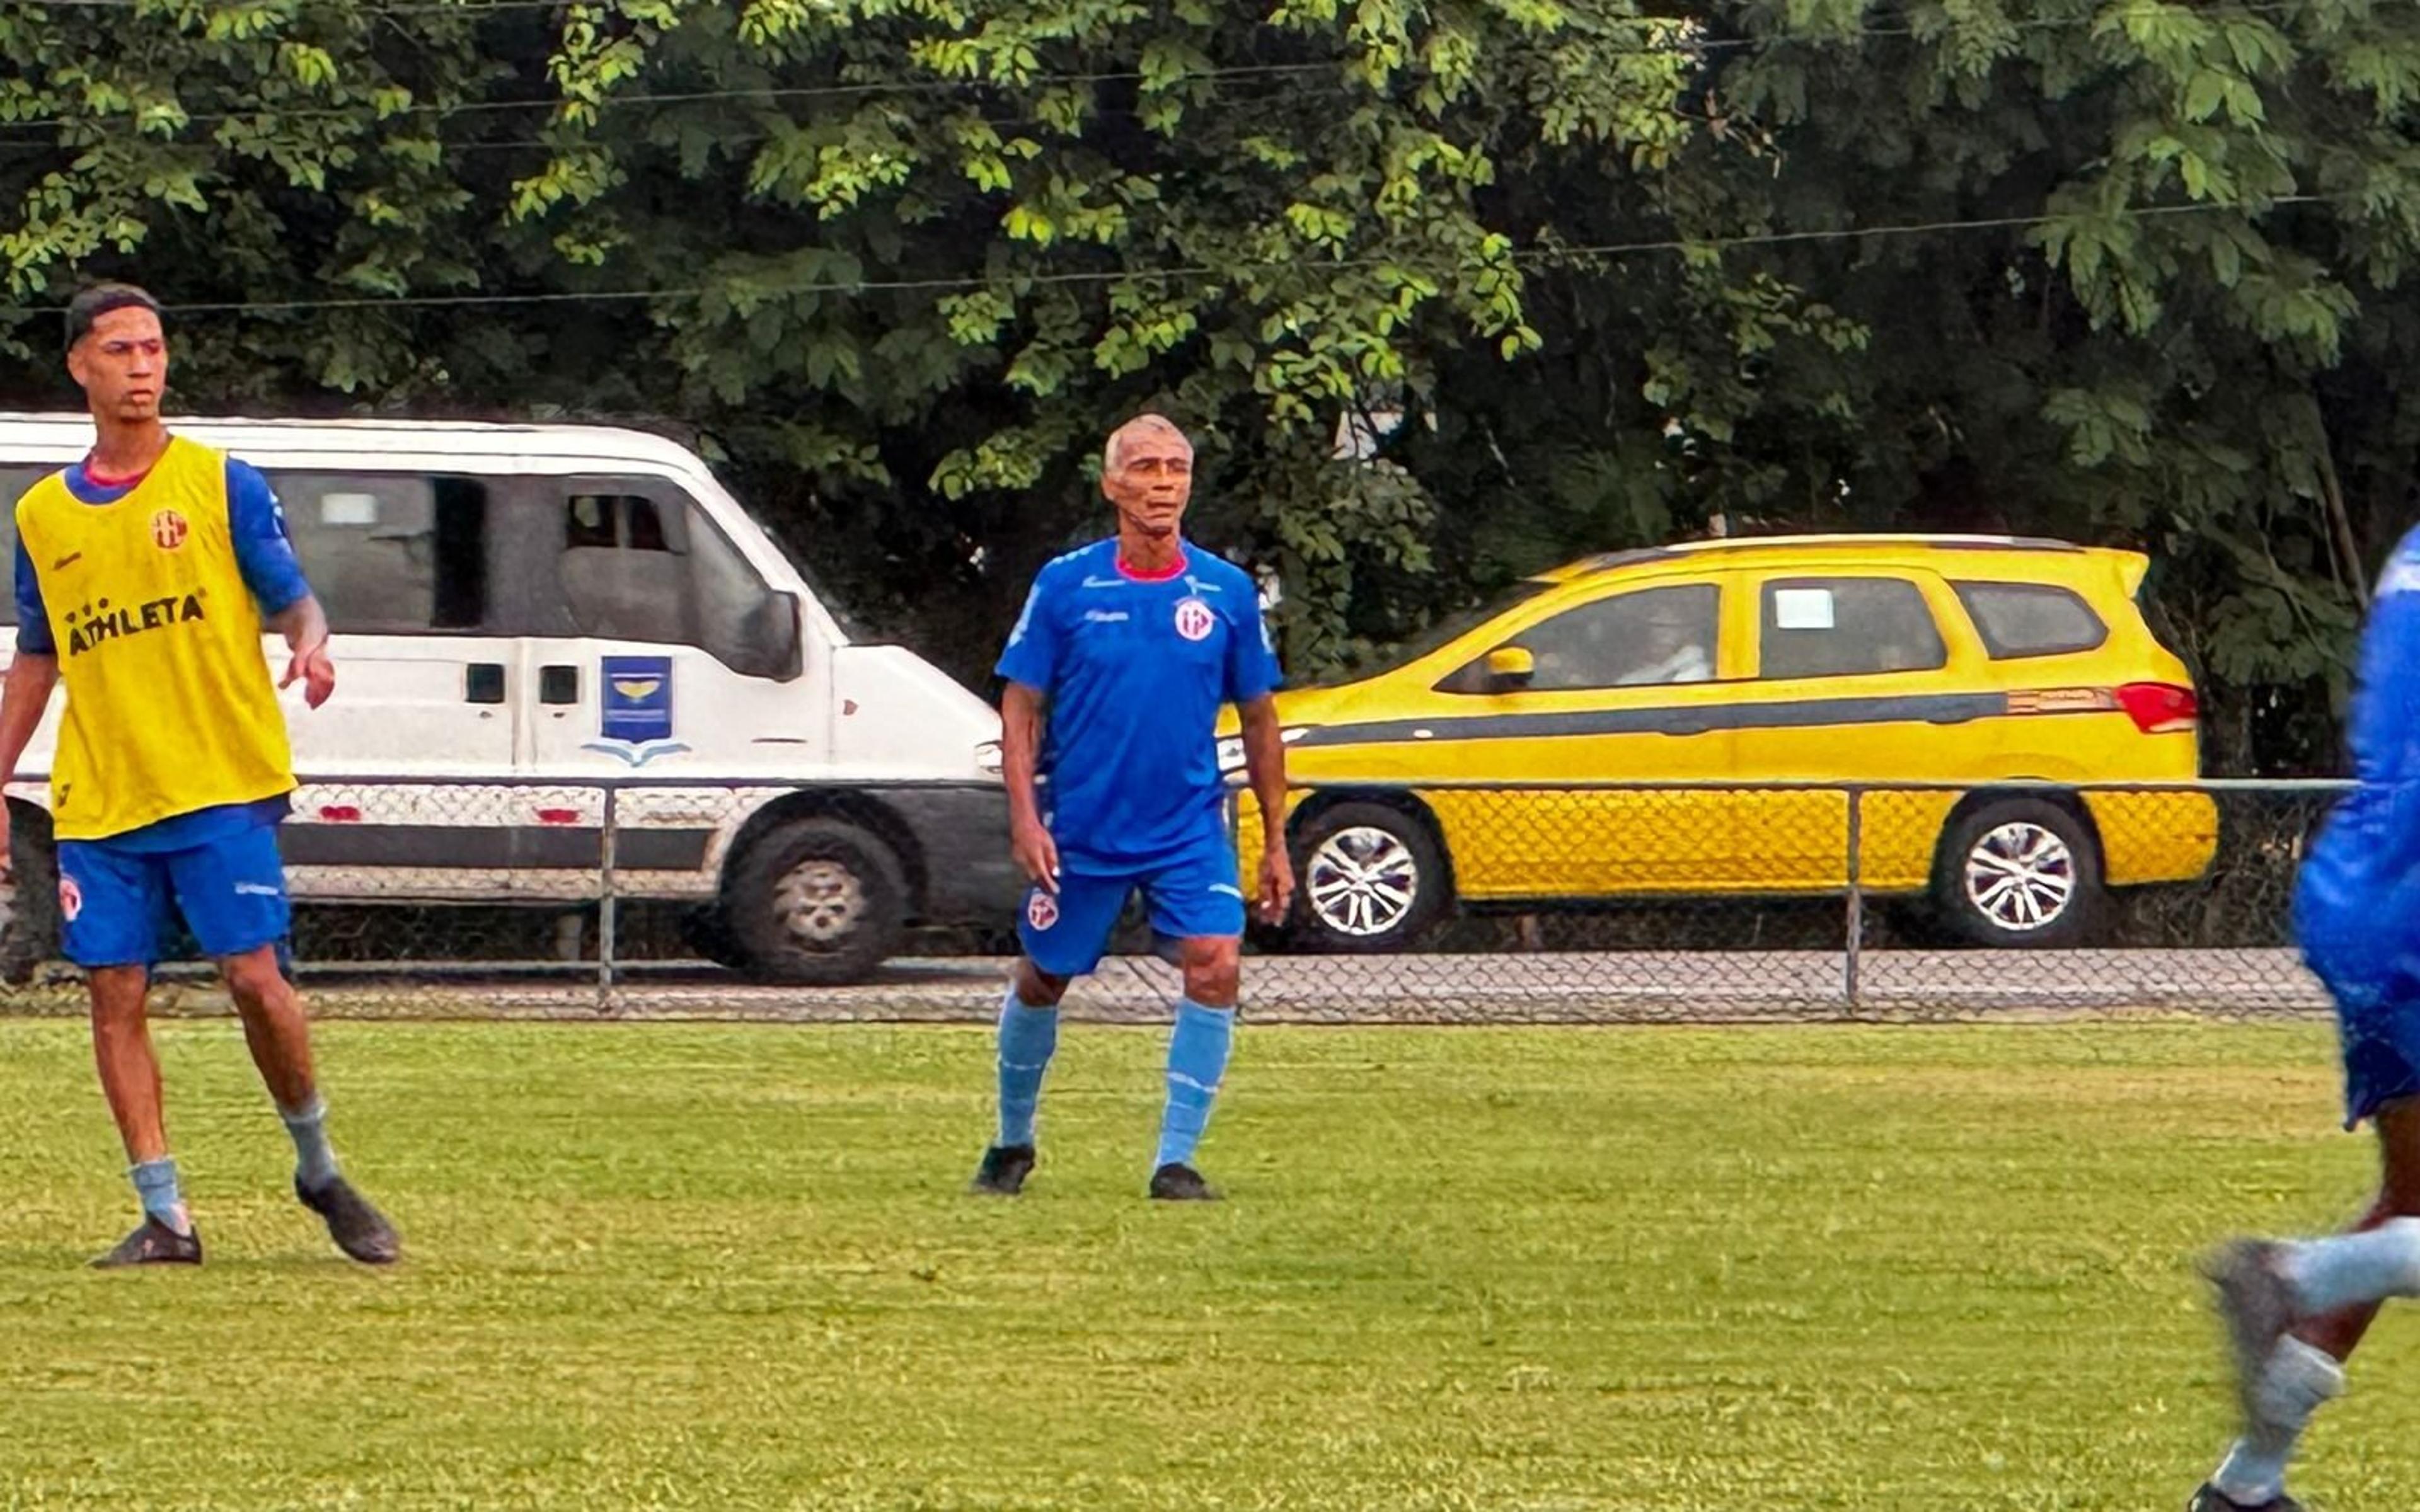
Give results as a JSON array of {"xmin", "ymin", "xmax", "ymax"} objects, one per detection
[{"xmin": 600, "ymin": 656, "xmax": 673, "ymax": 742}]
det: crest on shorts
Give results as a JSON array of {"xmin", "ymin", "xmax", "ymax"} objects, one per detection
[
  {"xmin": 57, "ymin": 874, "xmax": 82, "ymax": 922},
  {"xmin": 149, "ymin": 509, "xmax": 188, "ymax": 550},
  {"xmin": 1173, "ymin": 597, "xmax": 1216, "ymax": 642},
  {"xmin": 1026, "ymin": 891, "xmax": 1059, "ymax": 931}
]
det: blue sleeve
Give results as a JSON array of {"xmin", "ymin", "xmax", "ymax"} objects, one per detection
[
  {"xmin": 226, "ymin": 460, "xmax": 312, "ymax": 617},
  {"xmin": 1224, "ymin": 578, "xmax": 1281, "ymax": 705},
  {"xmin": 13, "ymin": 537, "xmax": 52, "ymax": 655},
  {"xmin": 995, "ymin": 572, "xmax": 1063, "ymax": 692}
]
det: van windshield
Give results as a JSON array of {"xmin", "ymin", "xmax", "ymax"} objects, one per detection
[{"xmin": 1353, "ymin": 579, "xmax": 1555, "ymax": 677}]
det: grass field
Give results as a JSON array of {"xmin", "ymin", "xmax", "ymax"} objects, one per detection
[{"xmin": 0, "ymin": 1016, "xmax": 2415, "ymax": 1510}]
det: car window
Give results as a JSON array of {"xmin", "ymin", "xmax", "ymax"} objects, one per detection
[
  {"xmin": 272, "ymin": 472, "xmax": 488, "ymax": 633},
  {"xmin": 1759, "ymin": 577, "xmax": 1946, "ymax": 679},
  {"xmin": 0, "ymin": 466, "xmax": 38, "ymax": 626},
  {"xmin": 552, "ymin": 483, "xmax": 794, "ymax": 678},
  {"xmin": 1445, "ymin": 583, "xmax": 1719, "ymax": 693},
  {"xmin": 1954, "ymin": 581, "xmax": 2107, "ymax": 660}
]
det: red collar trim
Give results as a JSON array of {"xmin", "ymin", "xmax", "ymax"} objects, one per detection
[
  {"xmin": 82, "ymin": 457, "xmax": 154, "ymax": 489},
  {"xmin": 1116, "ymin": 551, "xmax": 1189, "ymax": 583},
  {"xmin": 83, "ymin": 436, "xmax": 170, "ymax": 489}
]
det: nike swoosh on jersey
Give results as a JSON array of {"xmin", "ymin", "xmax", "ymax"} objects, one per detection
[
  {"xmin": 51, "ymin": 552, "xmax": 81, "ymax": 571},
  {"xmin": 1080, "ymin": 575, "xmax": 1125, "ymax": 588}
]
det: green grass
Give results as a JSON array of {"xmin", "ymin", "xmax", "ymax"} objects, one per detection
[{"xmin": 0, "ymin": 1016, "xmax": 2413, "ymax": 1509}]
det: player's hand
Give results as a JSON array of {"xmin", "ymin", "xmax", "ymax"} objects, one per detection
[
  {"xmin": 282, "ymin": 639, "xmax": 335, "ymax": 709},
  {"xmin": 1257, "ymin": 842, "xmax": 1294, "ymax": 924},
  {"xmin": 1011, "ymin": 815, "xmax": 1061, "ymax": 894}
]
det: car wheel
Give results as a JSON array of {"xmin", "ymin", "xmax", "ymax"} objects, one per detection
[
  {"xmin": 1288, "ymin": 801, "xmax": 1448, "ymax": 953},
  {"xmin": 724, "ymin": 817, "xmax": 908, "ymax": 984},
  {"xmin": 1932, "ymin": 798, "xmax": 2102, "ymax": 948}
]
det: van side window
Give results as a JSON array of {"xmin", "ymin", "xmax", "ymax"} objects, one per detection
[
  {"xmin": 1954, "ymin": 581, "xmax": 2108, "ymax": 659},
  {"xmin": 554, "ymin": 484, "xmax": 793, "ymax": 678},
  {"xmin": 1759, "ymin": 578, "xmax": 1947, "ymax": 679},
  {"xmin": 0, "ymin": 466, "xmax": 42, "ymax": 627},
  {"xmin": 265, "ymin": 472, "xmax": 488, "ymax": 633}
]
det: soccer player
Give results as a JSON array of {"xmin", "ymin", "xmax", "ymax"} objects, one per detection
[
  {"xmin": 0, "ymin": 282, "xmax": 400, "ymax": 1268},
  {"xmin": 2191, "ymin": 530, "xmax": 2420, "ymax": 1510},
  {"xmin": 971, "ymin": 413, "xmax": 1293, "ymax": 1201}
]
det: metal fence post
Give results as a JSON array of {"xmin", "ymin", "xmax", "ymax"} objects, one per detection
[
  {"xmin": 1843, "ymin": 787, "xmax": 1864, "ymax": 1011},
  {"xmin": 597, "ymin": 784, "xmax": 619, "ymax": 1016}
]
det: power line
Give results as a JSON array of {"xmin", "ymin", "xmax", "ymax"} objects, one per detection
[{"xmin": 0, "ymin": 194, "xmax": 2337, "ymax": 319}]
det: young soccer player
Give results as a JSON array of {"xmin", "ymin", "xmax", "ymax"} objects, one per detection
[
  {"xmin": 0, "ymin": 283, "xmax": 399, "ymax": 1267},
  {"xmin": 2194, "ymin": 528, "xmax": 2420, "ymax": 1509}
]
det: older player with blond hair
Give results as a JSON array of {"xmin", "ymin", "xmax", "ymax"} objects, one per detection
[{"xmin": 971, "ymin": 413, "xmax": 1293, "ymax": 1201}]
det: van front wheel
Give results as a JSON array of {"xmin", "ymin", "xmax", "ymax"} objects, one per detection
[{"xmin": 725, "ymin": 818, "xmax": 907, "ymax": 984}]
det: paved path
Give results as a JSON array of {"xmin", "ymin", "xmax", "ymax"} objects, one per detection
[{"xmin": 26, "ymin": 947, "xmax": 2307, "ymax": 1023}]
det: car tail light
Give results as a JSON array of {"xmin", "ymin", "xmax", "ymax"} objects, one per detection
[{"xmin": 2116, "ymin": 682, "xmax": 2198, "ymax": 735}]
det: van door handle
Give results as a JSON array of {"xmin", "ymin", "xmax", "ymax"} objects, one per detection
[
  {"xmin": 540, "ymin": 665, "xmax": 579, "ymax": 706},
  {"xmin": 466, "ymin": 663, "xmax": 505, "ymax": 704}
]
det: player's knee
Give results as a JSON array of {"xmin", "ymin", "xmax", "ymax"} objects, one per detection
[
  {"xmin": 219, "ymin": 948, "xmax": 285, "ymax": 1005},
  {"xmin": 1178, "ymin": 939, "xmax": 1240, "ymax": 1005}
]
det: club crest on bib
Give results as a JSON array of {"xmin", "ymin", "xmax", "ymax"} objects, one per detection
[
  {"xmin": 1027, "ymin": 891, "xmax": 1060, "ymax": 931},
  {"xmin": 1173, "ymin": 597, "xmax": 1216, "ymax": 642},
  {"xmin": 150, "ymin": 509, "xmax": 188, "ymax": 550}
]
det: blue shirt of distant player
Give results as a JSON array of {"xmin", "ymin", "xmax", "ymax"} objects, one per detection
[
  {"xmin": 996, "ymin": 539, "xmax": 1281, "ymax": 871},
  {"xmin": 12, "ymin": 457, "xmax": 309, "ymax": 852}
]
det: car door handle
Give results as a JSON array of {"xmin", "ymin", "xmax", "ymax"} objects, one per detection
[{"xmin": 466, "ymin": 663, "xmax": 505, "ymax": 704}]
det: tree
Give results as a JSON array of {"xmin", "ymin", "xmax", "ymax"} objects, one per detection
[
  {"xmin": 5, "ymin": 1, "xmax": 2419, "ymax": 772},
  {"xmin": 0, "ymin": 0, "xmax": 1697, "ymax": 685}
]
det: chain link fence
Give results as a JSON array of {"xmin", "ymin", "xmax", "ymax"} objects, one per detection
[{"xmin": 0, "ymin": 776, "xmax": 2355, "ymax": 1024}]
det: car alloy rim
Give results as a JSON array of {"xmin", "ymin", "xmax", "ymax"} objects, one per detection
[
  {"xmin": 776, "ymin": 859, "xmax": 864, "ymax": 946},
  {"xmin": 1963, "ymin": 821, "xmax": 2075, "ymax": 932},
  {"xmin": 1306, "ymin": 827, "xmax": 1420, "ymax": 937}
]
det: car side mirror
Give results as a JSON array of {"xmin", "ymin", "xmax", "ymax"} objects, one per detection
[
  {"xmin": 748, "ymin": 591, "xmax": 804, "ymax": 681},
  {"xmin": 1484, "ymin": 646, "xmax": 1535, "ymax": 690}
]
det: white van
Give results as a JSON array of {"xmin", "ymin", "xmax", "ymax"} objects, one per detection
[{"xmin": 0, "ymin": 414, "xmax": 1022, "ymax": 982}]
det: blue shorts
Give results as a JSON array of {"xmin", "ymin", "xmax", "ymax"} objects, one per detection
[
  {"xmin": 57, "ymin": 823, "xmax": 292, "ymax": 969},
  {"xmin": 2299, "ymin": 874, "xmax": 2420, "ymax": 1127},
  {"xmin": 1018, "ymin": 841, "xmax": 1246, "ymax": 978}
]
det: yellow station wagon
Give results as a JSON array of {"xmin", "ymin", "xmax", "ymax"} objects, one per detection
[{"xmin": 1226, "ymin": 535, "xmax": 2218, "ymax": 951}]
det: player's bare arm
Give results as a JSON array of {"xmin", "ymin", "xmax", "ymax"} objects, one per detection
[
  {"xmin": 0, "ymin": 651, "xmax": 60, "ymax": 879},
  {"xmin": 268, "ymin": 591, "xmax": 335, "ymax": 709},
  {"xmin": 1001, "ymin": 679, "xmax": 1058, "ymax": 893},
  {"xmin": 1237, "ymin": 693, "xmax": 1292, "ymax": 923}
]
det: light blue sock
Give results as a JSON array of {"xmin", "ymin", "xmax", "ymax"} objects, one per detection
[
  {"xmin": 2211, "ymin": 1337, "xmax": 2344, "ymax": 1505},
  {"xmin": 130, "ymin": 1157, "xmax": 189, "ymax": 1235},
  {"xmin": 281, "ymin": 1097, "xmax": 340, "ymax": 1190},
  {"xmin": 996, "ymin": 990, "xmax": 1059, "ymax": 1148},
  {"xmin": 1155, "ymin": 999, "xmax": 1234, "ymax": 1171},
  {"xmin": 2283, "ymin": 1217, "xmax": 2420, "ymax": 1314}
]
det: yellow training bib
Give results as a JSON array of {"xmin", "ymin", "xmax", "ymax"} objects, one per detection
[{"xmin": 15, "ymin": 435, "xmax": 296, "ymax": 840}]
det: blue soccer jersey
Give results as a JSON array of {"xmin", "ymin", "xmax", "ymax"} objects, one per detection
[
  {"xmin": 2303, "ymin": 525, "xmax": 2420, "ymax": 914},
  {"xmin": 996, "ymin": 539, "xmax": 1281, "ymax": 871}
]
